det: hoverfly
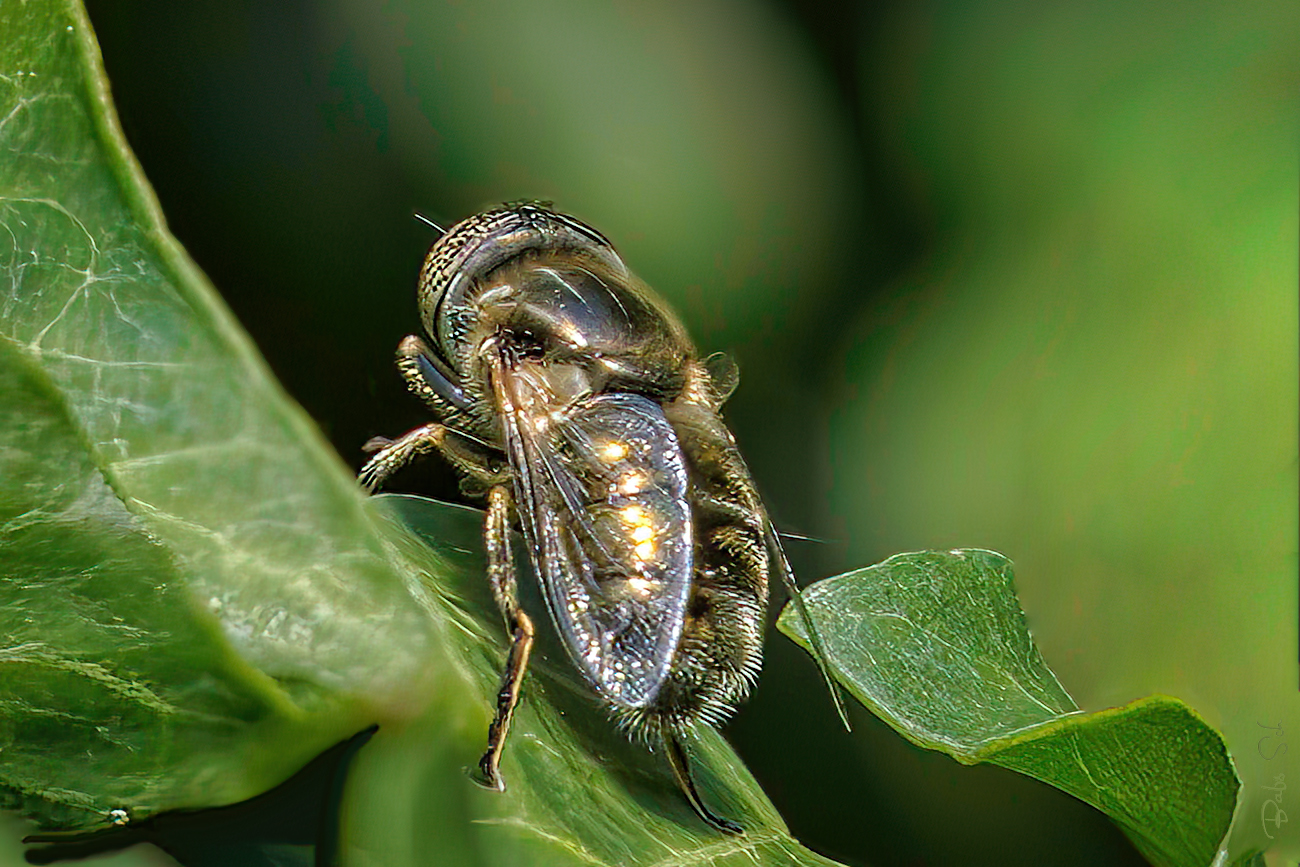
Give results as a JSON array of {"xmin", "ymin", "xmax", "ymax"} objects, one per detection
[{"xmin": 360, "ymin": 204, "xmax": 843, "ymax": 833}]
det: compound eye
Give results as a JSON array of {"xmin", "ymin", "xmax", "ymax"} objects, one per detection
[{"xmin": 493, "ymin": 263, "xmax": 626, "ymax": 356}]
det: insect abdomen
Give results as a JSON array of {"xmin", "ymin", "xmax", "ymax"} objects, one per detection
[{"xmin": 617, "ymin": 381, "xmax": 769, "ymax": 738}]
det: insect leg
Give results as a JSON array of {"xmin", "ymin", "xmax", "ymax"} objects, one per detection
[
  {"xmin": 474, "ymin": 485, "xmax": 535, "ymax": 791},
  {"xmin": 664, "ymin": 734, "xmax": 743, "ymax": 835},
  {"xmin": 765, "ymin": 524, "xmax": 852, "ymax": 732},
  {"xmin": 358, "ymin": 421, "xmax": 505, "ymax": 492},
  {"xmin": 358, "ymin": 423, "xmax": 446, "ymax": 492},
  {"xmin": 396, "ymin": 334, "xmax": 472, "ymax": 413}
]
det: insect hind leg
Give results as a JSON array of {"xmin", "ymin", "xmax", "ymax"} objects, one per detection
[
  {"xmin": 472, "ymin": 485, "xmax": 535, "ymax": 791},
  {"xmin": 665, "ymin": 734, "xmax": 743, "ymax": 835}
]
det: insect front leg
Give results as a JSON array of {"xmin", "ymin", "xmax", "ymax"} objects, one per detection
[
  {"xmin": 395, "ymin": 334, "xmax": 472, "ymax": 414},
  {"xmin": 358, "ymin": 424, "xmax": 446, "ymax": 492},
  {"xmin": 474, "ymin": 485, "xmax": 535, "ymax": 791},
  {"xmin": 359, "ymin": 420, "xmax": 506, "ymax": 492},
  {"xmin": 359, "ymin": 334, "xmax": 502, "ymax": 491}
]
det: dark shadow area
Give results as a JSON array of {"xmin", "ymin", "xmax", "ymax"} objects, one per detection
[{"xmin": 23, "ymin": 726, "xmax": 378, "ymax": 867}]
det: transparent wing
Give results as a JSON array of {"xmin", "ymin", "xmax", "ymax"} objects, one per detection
[
  {"xmin": 496, "ymin": 376, "xmax": 692, "ymax": 708},
  {"xmin": 703, "ymin": 351, "xmax": 740, "ymax": 404}
]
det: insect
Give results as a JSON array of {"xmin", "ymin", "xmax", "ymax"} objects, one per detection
[{"xmin": 359, "ymin": 204, "xmax": 843, "ymax": 834}]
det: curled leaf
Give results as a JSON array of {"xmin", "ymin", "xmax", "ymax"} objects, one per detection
[{"xmin": 779, "ymin": 549, "xmax": 1239, "ymax": 867}]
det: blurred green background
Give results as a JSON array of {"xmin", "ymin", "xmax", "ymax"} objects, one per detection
[{"xmin": 15, "ymin": 0, "xmax": 1291, "ymax": 864}]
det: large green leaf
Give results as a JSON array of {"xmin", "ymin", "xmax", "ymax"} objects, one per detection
[
  {"xmin": 0, "ymin": 0, "xmax": 447, "ymax": 832},
  {"xmin": 779, "ymin": 549, "xmax": 1240, "ymax": 867},
  {"xmin": 0, "ymin": 1, "xmax": 848, "ymax": 863},
  {"xmin": 342, "ymin": 496, "xmax": 846, "ymax": 867}
]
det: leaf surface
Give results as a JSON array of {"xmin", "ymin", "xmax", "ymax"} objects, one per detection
[
  {"xmin": 0, "ymin": 0, "xmax": 449, "ymax": 830},
  {"xmin": 779, "ymin": 549, "xmax": 1239, "ymax": 867}
]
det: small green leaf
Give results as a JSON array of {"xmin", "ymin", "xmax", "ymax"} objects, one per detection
[
  {"xmin": 778, "ymin": 549, "xmax": 1240, "ymax": 867},
  {"xmin": 1228, "ymin": 850, "xmax": 1267, "ymax": 867}
]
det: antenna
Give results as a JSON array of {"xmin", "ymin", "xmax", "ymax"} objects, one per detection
[{"xmin": 413, "ymin": 212, "xmax": 446, "ymax": 236}]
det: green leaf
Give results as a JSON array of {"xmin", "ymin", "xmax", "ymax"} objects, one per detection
[
  {"xmin": 345, "ymin": 495, "xmax": 846, "ymax": 867},
  {"xmin": 0, "ymin": 2, "xmax": 847, "ymax": 863},
  {"xmin": 778, "ymin": 549, "xmax": 1240, "ymax": 867},
  {"xmin": 0, "ymin": 0, "xmax": 447, "ymax": 831},
  {"xmin": 1228, "ymin": 850, "xmax": 1267, "ymax": 867}
]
